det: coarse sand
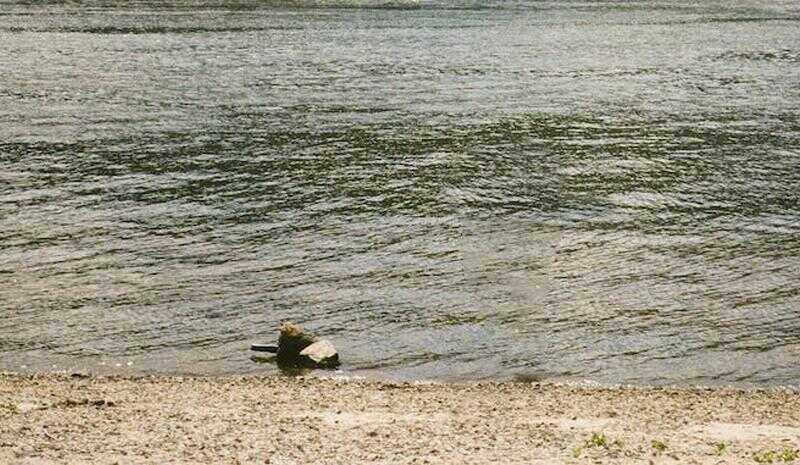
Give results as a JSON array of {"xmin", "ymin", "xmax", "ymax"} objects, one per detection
[{"xmin": 1, "ymin": 373, "xmax": 799, "ymax": 464}]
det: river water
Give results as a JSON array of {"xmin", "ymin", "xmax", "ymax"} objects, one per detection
[{"xmin": 1, "ymin": 0, "xmax": 799, "ymax": 385}]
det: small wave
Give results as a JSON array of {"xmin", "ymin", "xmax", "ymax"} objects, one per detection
[
  {"xmin": 710, "ymin": 49, "xmax": 800, "ymax": 63},
  {"xmin": 0, "ymin": 0, "xmax": 547, "ymax": 12},
  {"xmin": 2, "ymin": 25, "xmax": 299, "ymax": 34}
]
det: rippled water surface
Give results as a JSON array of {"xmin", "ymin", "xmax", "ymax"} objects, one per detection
[{"xmin": 2, "ymin": 0, "xmax": 799, "ymax": 385}]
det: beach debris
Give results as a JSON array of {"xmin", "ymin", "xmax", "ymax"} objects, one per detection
[
  {"xmin": 251, "ymin": 322, "xmax": 340, "ymax": 369},
  {"xmin": 53, "ymin": 398, "xmax": 116, "ymax": 409}
]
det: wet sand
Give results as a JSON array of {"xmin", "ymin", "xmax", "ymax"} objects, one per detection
[{"xmin": 1, "ymin": 373, "xmax": 799, "ymax": 464}]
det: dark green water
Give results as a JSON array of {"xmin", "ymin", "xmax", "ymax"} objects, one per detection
[{"xmin": 1, "ymin": 0, "xmax": 799, "ymax": 385}]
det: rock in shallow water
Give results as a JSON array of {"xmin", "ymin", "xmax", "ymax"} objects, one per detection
[
  {"xmin": 252, "ymin": 322, "xmax": 340, "ymax": 369},
  {"xmin": 276, "ymin": 322, "xmax": 318, "ymax": 365},
  {"xmin": 299, "ymin": 340, "xmax": 340, "ymax": 369}
]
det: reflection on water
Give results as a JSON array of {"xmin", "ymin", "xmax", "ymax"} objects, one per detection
[{"xmin": 1, "ymin": 0, "xmax": 799, "ymax": 385}]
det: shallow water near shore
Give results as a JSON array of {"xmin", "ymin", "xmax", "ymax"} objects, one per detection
[{"xmin": 1, "ymin": 0, "xmax": 799, "ymax": 385}]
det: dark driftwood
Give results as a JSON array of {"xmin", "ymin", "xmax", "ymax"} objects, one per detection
[{"xmin": 250, "ymin": 343, "xmax": 278, "ymax": 353}]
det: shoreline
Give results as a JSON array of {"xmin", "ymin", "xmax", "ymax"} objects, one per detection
[{"xmin": 2, "ymin": 372, "xmax": 799, "ymax": 464}]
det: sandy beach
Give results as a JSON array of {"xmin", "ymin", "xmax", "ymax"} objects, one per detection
[{"xmin": 1, "ymin": 373, "xmax": 799, "ymax": 465}]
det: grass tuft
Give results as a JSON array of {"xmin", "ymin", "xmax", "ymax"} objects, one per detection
[
  {"xmin": 753, "ymin": 448, "xmax": 800, "ymax": 463},
  {"xmin": 651, "ymin": 439, "xmax": 667, "ymax": 453},
  {"xmin": 0, "ymin": 403, "xmax": 18, "ymax": 415},
  {"xmin": 586, "ymin": 432, "xmax": 609, "ymax": 449},
  {"xmin": 778, "ymin": 449, "xmax": 799, "ymax": 462}
]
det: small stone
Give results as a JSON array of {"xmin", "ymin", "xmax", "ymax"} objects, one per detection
[{"xmin": 16, "ymin": 402, "xmax": 40, "ymax": 414}]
